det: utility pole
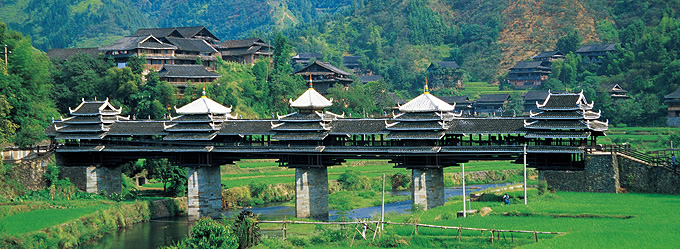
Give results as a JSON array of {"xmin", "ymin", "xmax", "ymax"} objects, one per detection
[
  {"xmin": 524, "ymin": 144, "xmax": 528, "ymax": 205},
  {"xmin": 1, "ymin": 44, "xmax": 10, "ymax": 66},
  {"xmin": 462, "ymin": 163, "xmax": 466, "ymax": 217}
]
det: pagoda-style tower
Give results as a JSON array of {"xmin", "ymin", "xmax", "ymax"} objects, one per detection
[
  {"xmin": 165, "ymin": 92, "xmax": 236, "ymax": 141},
  {"xmin": 165, "ymin": 92, "xmax": 236, "ymax": 220},
  {"xmin": 55, "ymin": 98, "xmax": 128, "ymax": 140},
  {"xmin": 387, "ymin": 83, "xmax": 461, "ymax": 210},
  {"xmin": 524, "ymin": 90, "xmax": 608, "ymax": 169},
  {"xmin": 273, "ymin": 84, "xmax": 343, "ymax": 221},
  {"xmin": 53, "ymin": 98, "xmax": 128, "ymax": 194}
]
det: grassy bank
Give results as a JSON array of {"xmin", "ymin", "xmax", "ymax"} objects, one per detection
[
  {"xmin": 253, "ymin": 190, "xmax": 679, "ymax": 248},
  {"xmin": 0, "ymin": 198, "xmax": 185, "ymax": 248},
  {"xmin": 599, "ymin": 126, "xmax": 680, "ymax": 151}
]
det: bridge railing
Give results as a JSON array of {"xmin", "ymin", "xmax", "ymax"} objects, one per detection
[{"xmin": 600, "ymin": 144, "xmax": 678, "ymax": 172}]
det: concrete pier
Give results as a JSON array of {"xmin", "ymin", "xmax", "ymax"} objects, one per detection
[
  {"xmin": 187, "ymin": 166, "xmax": 223, "ymax": 221},
  {"xmin": 295, "ymin": 167, "xmax": 329, "ymax": 221},
  {"xmin": 60, "ymin": 166, "xmax": 122, "ymax": 194},
  {"xmin": 412, "ymin": 168, "xmax": 445, "ymax": 210}
]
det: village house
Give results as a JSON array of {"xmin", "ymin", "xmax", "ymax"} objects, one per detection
[
  {"xmin": 427, "ymin": 61, "xmax": 463, "ymax": 88},
  {"xmin": 531, "ymin": 51, "xmax": 564, "ymax": 62},
  {"xmin": 293, "ymin": 61, "xmax": 353, "ymax": 95},
  {"xmin": 439, "ymin": 96, "xmax": 473, "ymax": 116},
  {"xmin": 602, "ymin": 83, "xmax": 630, "ymax": 101},
  {"xmin": 523, "ymin": 90, "xmax": 549, "ymax": 114},
  {"xmin": 99, "ymin": 35, "xmax": 178, "ymax": 71},
  {"xmin": 665, "ymin": 86, "xmax": 680, "ymax": 127},
  {"xmin": 507, "ymin": 60, "xmax": 551, "ymax": 88},
  {"xmin": 158, "ymin": 65, "xmax": 221, "ymax": 95},
  {"xmin": 217, "ymin": 38, "xmax": 272, "ymax": 64},
  {"xmin": 343, "ymin": 56, "xmax": 362, "ymax": 73},
  {"xmin": 575, "ymin": 43, "xmax": 617, "ymax": 63},
  {"xmin": 291, "ymin": 52, "xmax": 322, "ymax": 69},
  {"xmin": 474, "ymin": 94, "xmax": 510, "ymax": 116}
]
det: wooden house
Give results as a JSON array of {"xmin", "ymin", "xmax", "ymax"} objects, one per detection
[
  {"xmin": 575, "ymin": 43, "xmax": 617, "ymax": 63},
  {"xmin": 99, "ymin": 35, "xmax": 177, "ymax": 71},
  {"xmin": 343, "ymin": 56, "xmax": 362, "ymax": 73},
  {"xmin": 474, "ymin": 94, "xmax": 510, "ymax": 116},
  {"xmin": 531, "ymin": 51, "xmax": 564, "ymax": 62},
  {"xmin": 523, "ymin": 90, "xmax": 549, "ymax": 114},
  {"xmin": 602, "ymin": 84, "xmax": 630, "ymax": 101},
  {"xmin": 165, "ymin": 37, "xmax": 219, "ymax": 70},
  {"xmin": 440, "ymin": 96, "xmax": 473, "ymax": 116},
  {"xmin": 132, "ymin": 26, "xmax": 221, "ymax": 45},
  {"xmin": 291, "ymin": 53, "xmax": 322, "ymax": 68},
  {"xmin": 293, "ymin": 61, "xmax": 353, "ymax": 95},
  {"xmin": 217, "ymin": 38, "xmax": 272, "ymax": 64},
  {"xmin": 665, "ymin": 86, "xmax": 680, "ymax": 127},
  {"xmin": 158, "ymin": 65, "xmax": 221, "ymax": 95},
  {"xmin": 508, "ymin": 61, "xmax": 551, "ymax": 88},
  {"xmin": 427, "ymin": 61, "xmax": 463, "ymax": 88}
]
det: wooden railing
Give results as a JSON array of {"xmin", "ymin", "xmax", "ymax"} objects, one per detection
[{"xmin": 600, "ymin": 144, "xmax": 678, "ymax": 172}]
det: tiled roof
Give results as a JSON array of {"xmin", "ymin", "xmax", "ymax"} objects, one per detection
[
  {"xmin": 272, "ymin": 132, "xmax": 328, "ymax": 140},
  {"xmin": 576, "ymin": 43, "xmax": 617, "ymax": 53},
  {"xmin": 175, "ymin": 96, "xmax": 232, "ymax": 115},
  {"xmin": 399, "ymin": 93, "xmax": 455, "ymax": 112},
  {"xmin": 510, "ymin": 61, "xmax": 550, "ymax": 70},
  {"xmin": 476, "ymin": 94, "xmax": 510, "ymax": 103},
  {"xmin": 531, "ymin": 51, "xmax": 564, "ymax": 59},
  {"xmin": 293, "ymin": 61, "xmax": 352, "ymax": 76},
  {"xmin": 219, "ymin": 38, "xmax": 269, "ymax": 48},
  {"xmin": 538, "ymin": 92, "xmax": 592, "ymax": 111},
  {"xmin": 175, "ymin": 26, "xmax": 216, "ymax": 40},
  {"xmin": 55, "ymin": 133, "xmax": 106, "ymax": 140},
  {"xmin": 220, "ymin": 46, "xmax": 266, "ymax": 56},
  {"xmin": 393, "ymin": 112, "xmax": 451, "ymax": 121},
  {"xmin": 158, "ymin": 65, "xmax": 221, "ymax": 78},
  {"xmin": 292, "ymin": 53, "xmax": 322, "ymax": 59},
  {"xmin": 163, "ymin": 132, "xmax": 217, "ymax": 141},
  {"xmin": 166, "ymin": 37, "xmax": 217, "ymax": 53},
  {"xmin": 428, "ymin": 61, "xmax": 460, "ymax": 69},
  {"xmin": 525, "ymin": 131, "xmax": 591, "ymax": 139},
  {"xmin": 132, "ymin": 27, "xmax": 182, "ymax": 38},
  {"xmin": 523, "ymin": 91, "xmax": 549, "ymax": 102},
  {"xmin": 529, "ymin": 111, "xmax": 600, "ymax": 120},
  {"xmin": 272, "ymin": 122, "xmax": 328, "ymax": 131},
  {"xmin": 107, "ymin": 121, "xmax": 167, "ymax": 136},
  {"xmin": 525, "ymin": 120, "xmax": 588, "ymax": 130},
  {"xmin": 439, "ymin": 96, "xmax": 472, "ymax": 105},
  {"xmin": 386, "ymin": 122, "xmax": 445, "ymax": 130},
  {"xmin": 46, "ymin": 48, "xmax": 101, "ymax": 61},
  {"xmin": 665, "ymin": 86, "xmax": 680, "ymax": 99},
  {"xmin": 56, "ymin": 124, "xmax": 106, "ymax": 133},
  {"xmin": 446, "ymin": 118, "xmax": 526, "ymax": 134},
  {"xmin": 61, "ymin": 116, "xmax": 102, "ymax": 124},
  {"xmin": 165, "ymin": 123, "xmax": 218, "ymax": 132},
  {"xmin": 170, "ymin": 114, "xmax": 216, "ymax": 123},
  {"xmin": 290, "ymin": 88, "xmax": 333, "ymax": 109},
  {"xmin": 343, "ymin": 56, "xmax": 361, "ymax": 65},
  {"xmin": 69, "ymin": 99, "xmax": 122, "ymax": 116},
  {"xmin": 329, "ymin": 119, "xmax": 387, "ymax": 135},
  {"xmin": 99, "ymin": 35, "xmax": 176, "ymax": 51}
]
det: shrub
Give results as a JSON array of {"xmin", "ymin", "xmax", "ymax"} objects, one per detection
[
  {"xmin": 233, "ymin": 210, "xmax": 261, "ymax": 249},
  {"xmin": 186, "ymin": 218, "xmax": 238, "ymax": 249},
  {"xmin": 337, "ymin": 170, "xmax": 371, "ymax": 191},
  {"xmin": 390, "ymin": 173, "xmax": 410, "ymax": 190},
  {"xmin": 374, "ymin": 232, "xmax": 409, "ymax": 247},
  {"xmin": 537, "ymin": 180, "xmax": 548, "ymax": 195}
]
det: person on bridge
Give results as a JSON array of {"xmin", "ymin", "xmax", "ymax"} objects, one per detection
[{"xmin": 503, "ymin": 194, "xmax": 510, "ymax": 205}]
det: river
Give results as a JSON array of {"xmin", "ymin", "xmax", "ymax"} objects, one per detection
[{"xmin": 79, "ymin": 183, "xmax": 514, "ymax": 249}]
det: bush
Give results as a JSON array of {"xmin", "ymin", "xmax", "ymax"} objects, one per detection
[
  {"xmin": 337, "ymin": 170, "xmax": 371, "ymax": 191},
  {"xmin": 390, "ymin": 173, "xmax": 410, "ymax": 190},
  {"xmin": 233, "ymin": 210, "xmax": 261, "ymax": 249},
  {"xmin": 374, "ymin": 232, "xmax": 409, "ymax": 247},
  {"xmin": 185, "ymin": 218, "xmax": 238, "ymax": 249},
  {"xmin": 537, "ymin": 180, "xmax": 548, "ymax": 195}
]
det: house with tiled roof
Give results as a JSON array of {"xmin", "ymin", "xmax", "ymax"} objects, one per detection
[
  {"xmin": 427, "ymin": 61, "xmax": 463, "ymax": 88},
  {"xmin": 474, "ymin": 94, "xmax": 510, "ymax": 116},
  {"xmin": 601, "ymin": 83, "xmax": 630, "ymax": 101},
  {"xmin": 531, "ymin": 51, "xmax": 564, "ymax": 62},
  {"xmin": 523, "ymin": 90, "xmax": 549, "ymax": 114},
  {"xmin": 439, "ymin": 96, "xmax": 473, "ymax": 116},
  {"xmin": 343, "ymin": 56, "xmax": 362, "ymax": 73},
  {"xmin": 99, "ymin": 35, "xmax": 177, "ymax": 71},
  {"xmin": 293, "ymin": 61, "xmax": 353, "ymax": 94},
  {"xmin": 665, "ymin": 86, "xmax": 680, "ymax": 127},
  {"xmin": 217, "ymin": 38, "xmax": 272, "ymax": 64},
  {"xmin": 133, "ymin": 26, "xmax": 220, "ymax": 45},
  {"xmin": 508, "ymin": 61, "xmax": 551, "ymax": 88},
  {"xmin": 158, "ymin": 65, "xmax": 221, "ymax": 94},
  {"xmin": 576, "ymin": 43, "xmax": 618, "ymax": 63},
  {"xmin": 291, "ymin": 53, "xmax": 322, "ymax": 68}
]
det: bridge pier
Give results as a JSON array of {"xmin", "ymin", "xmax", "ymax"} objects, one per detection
[
  {"xmin": 187, "ymin": 166, "xmax": 223, "ymax": 221},
  {"xmin": 412, "ymin": 168, "xmax": 445, "ymax": 210},
  {"xmin": 295, "ymin": 167, "xmax": 329, "ymax": 221},
  {"xmin": 60, "ymin": 166, "xmax": 122, "ymax": 194}
]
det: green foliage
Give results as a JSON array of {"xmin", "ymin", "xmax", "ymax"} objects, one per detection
[
  {"xmin": 555, "ymin": 29, "xmax": 582, "ymax": 54},
  {"xmin": 337, "ymin": 170, "xmax": 371, "ymax": 191},
  {"xmin": 233, "ymin": 210, "xmax": 261, "ymax": 249},
  {"xmin": 389, "ymin": 173, "xmax": 409, "ymax": 190},
  {"xmin": 144, "ymin": 159, "xmax": 187, "ymax": 197},
  {"xmin": 182, "ymin": 218, "xmax": 238, "ymax": 249}
]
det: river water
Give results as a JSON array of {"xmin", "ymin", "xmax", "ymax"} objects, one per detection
[{"xmin": 80, "ymin": 183, "xmax": 514, "ymax": 249}]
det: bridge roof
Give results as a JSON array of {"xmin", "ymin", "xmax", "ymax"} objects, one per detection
[
  {"xmin": 175, "ymin": 96, "xmax": 232, "ymax": 115},
  {"xmin": 399, "ymin": 93, "xmax": 455, "ymax": 112},
  {"xmin": 289, "ymin": 88, "xmax": 333, "ymax": 109},
  {"xmin": 446, "ymin": 118, "xmax": 526, "ymax": 135}
]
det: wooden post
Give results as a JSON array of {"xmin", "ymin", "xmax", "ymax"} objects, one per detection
[
  {"xmin": 491, "ymin": 225, "xmax": 495, "ymax": 243},
  {"xmin": 534, "ymin": 231, "xmax": 538, "ymax": 242},
  {"xmin": 414, "ymin": 224, "xmax": 418, "ymax": 235},
  {"xmin": 283, "ymin": 222, "xmax": 287, "ymax": 240},
  {"xmin": 457, "ymin": 227, "xmax": 461, "ymax": 242}
]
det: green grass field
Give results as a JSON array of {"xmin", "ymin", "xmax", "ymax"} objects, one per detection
[
  {"xmin": 0, "ymin": 204, "xmax": 111, "ymax": 235},
  {"xmin": 260, "ymin": 190, "xmax": 680, "ymax": 248},
  {"xmin": 597, "ymin": 126, "xmax": 679, "ymax": 151}
]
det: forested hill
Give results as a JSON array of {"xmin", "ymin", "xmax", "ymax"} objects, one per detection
[{"xmin": 0, "ymin": 0, "xmax": 352, "ymax": 51}]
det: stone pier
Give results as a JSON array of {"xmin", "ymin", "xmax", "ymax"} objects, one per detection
[
  {"xmin": 412, "ymin": 168, "xmax": 445, "ymax": 210},
  {"xmin": 187, "ymin": 166, "xmax": 223, "ymax": 221},
  {"xmin": 60, "ymin": 166, "xmax": 122, "ymax": 194},
  {"xmin": 295, "ymin": 167, "xmax": 329, "ymax": 221}
]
